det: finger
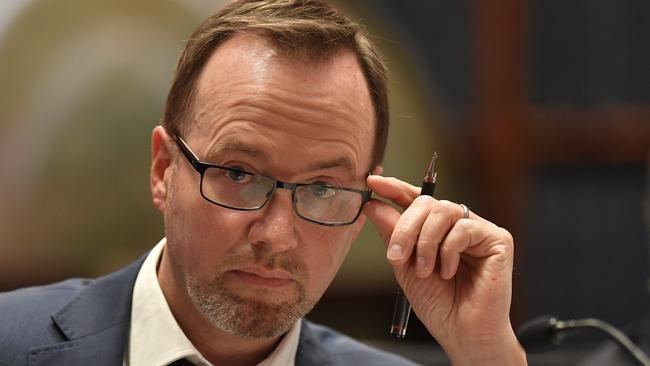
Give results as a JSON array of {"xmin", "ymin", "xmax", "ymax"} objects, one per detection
[
  {"xmin": 414, "ymin": 233, "xmax": 437, "ymax": 279},
  {"xmin": 367, "ymin": 175, "xmax": 420, "ymax": 209},
  {"xmin": 438, "ymin": 219, "xmax": 472, "ymax": 280},
  {"xmin": 363, "ymin": 199, "xmax": 401, "ymax": 246},
  {"xmin": 438, "ymin": 218, "xmax": 510, "ymax": 280},
  {"xmin": 456, "ymin": 203, "xmax": 493, "ymax": 226},
  {"xmin": 387, "ymin": 195, "xmax": 435, "ymax": 265},
  {"xmin": 414, "ymin": 200, "xmax": 467, "ymax": 278}
]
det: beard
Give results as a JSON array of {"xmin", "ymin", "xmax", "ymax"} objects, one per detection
[
  {"xmin": 180, "ymin": 240, "xmax": 316, "ymax": 339},
  {"xmin": 186, "ymin": 272, "xmax": 313, "ymax": 338}
]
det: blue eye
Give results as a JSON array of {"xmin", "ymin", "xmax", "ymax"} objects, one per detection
[
  {"xmin": 308, "ymin": 184, "xmax": 336, "ymax": 198},
  {"xmin": 226, "ymin": 167, "xmax": 248, "ymax": 182}
]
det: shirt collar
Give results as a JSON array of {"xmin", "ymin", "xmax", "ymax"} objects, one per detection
[{"xmin": 127, "ymin": 238, "xmax": 301, "ymax": 366}]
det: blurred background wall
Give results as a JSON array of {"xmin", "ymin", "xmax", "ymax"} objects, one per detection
[{"xmin": 1, "ymin": 0, "xmax": 649, "ymax": 365}]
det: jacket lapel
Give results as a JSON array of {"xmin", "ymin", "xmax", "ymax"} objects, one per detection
[
  {"xmin": 27, "ymin": 254, "xmax": 147, "ymax": 366},
  {"xmin": 295, "ymin": 320, "xmax": 332, "ymax": 366}
]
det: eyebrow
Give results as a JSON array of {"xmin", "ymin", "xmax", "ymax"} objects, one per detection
[
  {"xmin": 206, "ymin": 136, "xmax": 264, "ymax": 160},
  {"xmin": 307, "ymin": 157, "xmax": 353, "ymax": 172},
  {"xmin": 207, "ymin": 137, "xmax": 355, "ymax": 175}
]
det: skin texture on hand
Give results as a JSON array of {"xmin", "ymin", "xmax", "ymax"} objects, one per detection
[{"xmin": 364, "ymin": 175, "xmax": 527, "ymax": 365}]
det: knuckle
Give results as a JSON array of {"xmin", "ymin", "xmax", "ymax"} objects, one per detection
[
  {"xmin": 498, "ymin": 227, "xmax": 514, "ymax": 244},
  {"xmin": 437, "ymin": 199, "xmax": 456, "ymax": 211},
  {"xmin": 456, "ymin": 217, "xmax": 472, "ymax": 230},
  {"xmin": 416, "ymin": 236, "xmax": 437, "ymax": 251},
  {"xmin": 414, "ymin": 195, "xmax": 434, "ymax": 206},
  {"xmin": 494, "ymin": 227, "xmax": 515, "ymax": 258},
  {"xmin": 434, "ymin": 200, "xmax": 457, "ymax": 217},
  {"xmin": 392, "ymin": 225, "xmax": 414, "ymax": 242}
]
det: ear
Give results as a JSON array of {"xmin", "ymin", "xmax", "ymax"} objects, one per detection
[
  {"xmin": 150, "ymin": 126, "xmax": 173, "ymax": 213},
  {"xmin": 372, "ymin": 165, "xmax": 383, "ymax": 175}
]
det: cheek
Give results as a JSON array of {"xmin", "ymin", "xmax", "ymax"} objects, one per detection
[
  {"xmin": 302, "ymin": 228, "xmax": 357, "ymax": 295},
  {"xmin": 164, "ymin": 175, "xmax": 251, "ymax": 277}
]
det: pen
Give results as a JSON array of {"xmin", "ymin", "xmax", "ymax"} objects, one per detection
[{"xmin": 390, "ymin": 153, "xmax": 438, "ymax": 339}]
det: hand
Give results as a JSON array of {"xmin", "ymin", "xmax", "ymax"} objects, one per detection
[{"xmin": 364, "ymin": 175, "xmax": 526, "ymax": 366}]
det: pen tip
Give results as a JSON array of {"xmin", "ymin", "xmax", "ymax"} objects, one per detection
[
  {"xmin": 428, "ymin": 153, "xmax": 437, "ymax": 171},
  {"xmin": 425, "ymin": 153, "xmax": 438, "ymax": 182}
]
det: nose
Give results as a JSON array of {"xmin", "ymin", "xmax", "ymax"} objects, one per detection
[{"xmin": 247, "ymin": 188, "xmax": 300, "ymax": 253}]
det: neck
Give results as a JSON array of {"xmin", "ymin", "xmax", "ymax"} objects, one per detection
[{"xmin": 157, "ymin": 249, "xmax": 284, "ymax": 366}]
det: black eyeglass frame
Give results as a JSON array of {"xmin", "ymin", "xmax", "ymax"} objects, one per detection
[{"xmin": 173, "ymin": 134, "xmax": 373, "ymax": 226}]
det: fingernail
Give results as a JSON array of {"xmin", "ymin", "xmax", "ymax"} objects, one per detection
[
  {"xmin": 388, "ymin": 244, "xmax": 403, "ymax": 260},
  {"xmin": 416, "ymin": 256, "xmax": 428, "ymax": 276}
]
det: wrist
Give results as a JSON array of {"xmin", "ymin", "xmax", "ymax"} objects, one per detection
[{"xmin": 443, "ymin": 328, "xmax": 527, "ymax": 366}]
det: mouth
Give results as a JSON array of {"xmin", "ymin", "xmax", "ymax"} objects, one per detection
[{"xmin": 229, "ymin": 267, "xmax": 296, "ymax": 288}]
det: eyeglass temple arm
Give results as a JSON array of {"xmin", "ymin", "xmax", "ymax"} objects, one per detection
[
  {"xmin": 363, "ymin": 189, "xmax": 373, "ymax": 203},
  {"xmin": 363, "ymin": 171, "xmax": 374, "ymax": 203},
  {"xmin": 174, "ymin": 135, "xmax": 203, "ymax": 172}
]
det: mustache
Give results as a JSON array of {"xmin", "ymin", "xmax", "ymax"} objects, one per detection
[{"xmin": 222, "ymin": 246, "xmax": 307, "ymax": 277}]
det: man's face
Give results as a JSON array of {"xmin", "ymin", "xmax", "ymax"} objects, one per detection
[{"xmin": 159, "ymin": 34, "xmax": 375, "ymax": 338}]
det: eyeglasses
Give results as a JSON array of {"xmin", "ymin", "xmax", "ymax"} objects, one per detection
[{"xmin": 173, "ymin": 134, "xmax": 372, "ymax": 226}]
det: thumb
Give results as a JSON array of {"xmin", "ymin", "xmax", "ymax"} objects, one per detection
[{"xmin": 363, "ymin": 199, "xmax": 400, "ymax": 248}]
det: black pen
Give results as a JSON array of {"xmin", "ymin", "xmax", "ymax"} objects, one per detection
[{"xmin": 390, "ymin": 153, "xmax": 438, "ymax": 339}]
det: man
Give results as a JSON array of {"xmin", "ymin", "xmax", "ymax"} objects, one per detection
[{"xmin": 0, "ymin": 1, "xmax": 526, "ymax": 365}]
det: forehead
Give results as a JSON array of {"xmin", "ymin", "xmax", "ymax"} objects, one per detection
[{"xmin": 188, "ymin": 33, "xmax": 375, "ymax": 176}]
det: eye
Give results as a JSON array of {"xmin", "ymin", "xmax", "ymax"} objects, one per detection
[
  {"xmin": 225, "ymin": 166, "xmax": 249, "ymax": 183},
  {"xmin": 307, "ymin": 183, "xmax": 337, "ymax": 198}
]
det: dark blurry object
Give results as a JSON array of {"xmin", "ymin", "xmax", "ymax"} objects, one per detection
[
  {"xmin": 575, "ymin": 151, "xmax": 650, "ymax": 366},
  {"xmin": 576, "ymin": 313, "xmax": 650, "ymax": 366},
  {"xmin": 518, "ymin": 315, "xmax": 650, "ymax": 365}
]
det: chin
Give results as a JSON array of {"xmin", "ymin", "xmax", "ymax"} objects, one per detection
[{"xmin": 186, "ymin": 275, "xmax": 315, "ymax": 338}]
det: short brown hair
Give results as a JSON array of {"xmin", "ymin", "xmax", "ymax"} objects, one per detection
[{"xmin": 163, "ymin": 0, "xmax": 389, "ymax": 168}]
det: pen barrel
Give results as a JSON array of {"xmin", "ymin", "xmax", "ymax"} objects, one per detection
[
  {"xmin": 421, "ymin": 181, "xmax": 435, "ymax": 197},
  {"xmin": 388, "ymin": 165, "xmax": 436, "ymax": 339},
  {"xmin": 390, "ymin": 288, "xmax": 411, "ymax": 339}
]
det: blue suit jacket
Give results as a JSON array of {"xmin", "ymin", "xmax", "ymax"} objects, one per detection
[{"xmin": 0, "ymin": 254, "xmax": 420, "ymax": 366}]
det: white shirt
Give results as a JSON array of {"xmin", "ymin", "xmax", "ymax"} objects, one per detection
[{"xmin": 124, "ymin": 238, "xmax": 301, "ymax": 366}]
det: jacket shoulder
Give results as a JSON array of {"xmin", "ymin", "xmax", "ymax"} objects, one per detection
[
  {"xmin": 0, "ymin": 278, "xmax": 92, "ymax": 317},
  {"xmin": 0, "ymin": 278, "xmax": 92, "ymax": 365},
  {"xmin": 300, "ymin": 320, "xmax": 421, "ymax": 366}
]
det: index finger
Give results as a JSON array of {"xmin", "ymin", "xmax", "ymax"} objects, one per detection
[{"xmin": 367, "ymin": 175, "xmax": 421, "ymax": 209}]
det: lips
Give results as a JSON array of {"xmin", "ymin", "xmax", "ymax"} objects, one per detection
[{"xmin": 229, "ymin": 267, "xmax": 296, "ymax": 288}]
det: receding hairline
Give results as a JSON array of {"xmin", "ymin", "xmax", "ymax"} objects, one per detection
[
  {"xmin": 185, "ymin": 31, "xmax": 375, "ymax": 137},
  {"xmin": 162, "ymin": 0, "xmax": 390, "ymax": 168},
  {"xmin": 193, "ymin": 30, "xmax": 370, "ymax": 89}
]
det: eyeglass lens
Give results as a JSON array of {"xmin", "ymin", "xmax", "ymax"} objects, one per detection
[{"xmin": 200, "ymin": 166, "xmax": 363, "ymax": 225}]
